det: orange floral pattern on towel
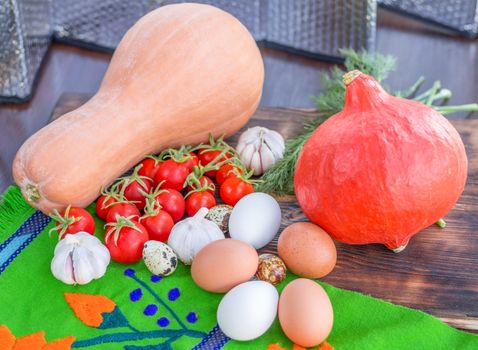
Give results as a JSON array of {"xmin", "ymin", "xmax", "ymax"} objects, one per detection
[
  {"xmin": 64, "ymin": 293, "xmax": 116, "ymax": 328},
  {"xmin": 267, "ymin": 341, "xmax": 334, "ymax": 350},
  {"xmin": 0, "ymin": 325, "xmax": 74, "ymax": 350}
]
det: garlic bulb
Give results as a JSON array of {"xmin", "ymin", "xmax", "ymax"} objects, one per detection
[
  {"xmin": 168, "ymin": 207, "xmax": 225, "ymax": 264},
  {"xmin": 51, "ymin": 232, "xmax": 110, "ymax": 285},
  {"xmin": 236, "ymin": 126, "xmax": 285, "ymax": 175}
]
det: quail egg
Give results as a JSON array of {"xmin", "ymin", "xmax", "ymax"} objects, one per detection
[
  {"xmin": 143, "ymin": 241, "xmax": 178, "ymax": 276},
  {"xmin": 206, "ymin": 205, "xmax": 233, "ymax": 233},
  {"xmin": 255, "ymin": 253, "xmax": 287, "ymax": 285}
]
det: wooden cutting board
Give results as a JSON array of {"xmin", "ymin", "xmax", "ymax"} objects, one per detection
[{"xmin": 52, "ymin": 93, "xmax": 478, "ymax": 332}]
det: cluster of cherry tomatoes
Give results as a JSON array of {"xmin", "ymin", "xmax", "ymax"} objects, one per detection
[{"xmin": 50, "ymin": 135, "xmax": 255, "ymax": 265}]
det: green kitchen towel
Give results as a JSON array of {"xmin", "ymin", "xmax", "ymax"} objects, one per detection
[{"xmin": 0, "ymin": 185, "xmax": 477, "ymax": 350}]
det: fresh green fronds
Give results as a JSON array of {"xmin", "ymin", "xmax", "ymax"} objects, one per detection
[
  {"xmin": 341, "ymin": 48, "xmax": 397, "ymax": 83},
  {"xmin": 255, "ymin": 131, "xmax": 313, "ymax": 195}
]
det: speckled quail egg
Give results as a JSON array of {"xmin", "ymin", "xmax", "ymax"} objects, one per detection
[
  {"xmin": 142, "ymin": 241, "xmax": 178, "ymax": 276},
  {"xmin": 255, "ymin": 253, "xmax": 287, "ymax": 285},
  {"xmin": 206, "ymin": 205, "xmax": 233, "ymax": 234}
]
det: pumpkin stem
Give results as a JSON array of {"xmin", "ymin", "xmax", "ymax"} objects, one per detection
[
  {"xmin": 343, "ymin": 70, "xmax": 389, "ymax": 110},
  {"xmin": 343, "ymin": 70, "xmax": 362, "ymax": 86}
]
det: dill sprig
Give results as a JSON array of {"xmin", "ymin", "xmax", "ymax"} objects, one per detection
[{"xmin": 256, "ymin": 49, "xmax": 478, "ymax": 195}]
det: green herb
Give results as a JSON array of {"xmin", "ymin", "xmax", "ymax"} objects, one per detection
[{"xmin": 257, "ymin": 49, "xmax": 478, "ymax": 195}]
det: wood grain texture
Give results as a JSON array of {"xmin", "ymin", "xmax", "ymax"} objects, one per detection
[{"xmin": 52, "ymin": 93, "xmax": 478, "ymax": 332}]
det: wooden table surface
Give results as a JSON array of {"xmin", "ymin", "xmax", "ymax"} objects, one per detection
[
  {"xmin": 1, "ymin": 7, "xmax": 478, "ymax": 331},
  {"xmin": 53, "ymin": 93, "xmax": 478, "ymax": 333}
]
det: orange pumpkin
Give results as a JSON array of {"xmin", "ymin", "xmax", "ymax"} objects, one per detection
[
  {"xmin": 294, "ymin": 70, "xmax": 467, "ymax": 251},
  {"xmin": 13, "ymin": 4, "xmax": 264, "ymax": 214}
]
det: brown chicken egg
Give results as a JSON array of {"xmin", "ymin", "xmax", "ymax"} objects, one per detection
[
  {"xmin": 255, "ymin": 254, "xmax": 287, "ymax": 285},
  {"xmin": 191, "ymin": 239, "xmax": 258, "ymax": 293},
  {"xmin": 278, "ymin": 222, "xmax": 336, "ymax": 278},
  {"xmin": 278, "ymin": 278, "xmax": 333, "ymax": 347}
]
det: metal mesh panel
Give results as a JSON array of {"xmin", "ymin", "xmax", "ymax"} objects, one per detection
[
  {"xmin": 379, "ymin": 0, "xmax": 478, "ymax": 38},
  {"xmin": 265, "ymin": 0, "xmax": 376, "ymax": 58},
  {"xmin": 160, "ymin": 0, "xmax": 265, "ymax": 39},
  {"xmin": 0, "ymin": 0, "xmax": 377, "ymax": 102},
  {"xmin": 0, "ymin": 0, "xmax": 51, "ymax": 102},
  {"xmin": 161, "ymin": 0, "xmax": 376, "ymax": 59},
  {"xmin": 50, "ymin": 0, "xmax": 378, "ymax": 58},
  {"xmin": 53, "ymin": 0, "xmax": 150, "ymax": 49}
]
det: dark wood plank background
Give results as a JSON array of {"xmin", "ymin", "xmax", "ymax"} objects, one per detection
[
  {"xmin": 53, "ymin": 93, "xmax": 478, "ymax": 332},
  {"xmin": 2, "ymin": 9, "xmax": 478, "ymax": 193}
]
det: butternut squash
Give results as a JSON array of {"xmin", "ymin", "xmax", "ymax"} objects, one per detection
[{"xmin": 13, "ymin": 4, "xmax": 264, "ymax": 214}]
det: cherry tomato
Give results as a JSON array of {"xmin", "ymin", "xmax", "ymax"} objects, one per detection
[
  {"xmin": 121, "ymin": 177, "xmax": 154, "ymax": 210},
  {"xmin": 96, "ymin": 195, "xmax": 117, "ymax": 220},
  {"xmin": 182, "ymin": 152, "xmax": 199, "ymax": 172},
  {"xmin": 50, "ymin": 207, "xmax": 95, "ymax": 239},
  {"xmin": 155, "ymin": 160, "xmax": 190, "ymax": 191},
  {"xmin": 198, "ymin": 150, "xmax": 232, "ymax": 177},
  {"xmin": 155, "ymin": 188, "xmax": 185, "ymax": 223},
  {"xmin": 106, "ymin": 202, "xmax": 141, "ymax": 223},
  {"xmin": 187, "ymin": 175, "xmax": 215, "ymax": 195},
  {"xmin": 186, "ymin": 191, "xmax": 216, "ymax": 216},
  {"xmin": 140, "ymin": 210, "xmax": 174, "ymax": 242},
  {"xmin": 216, "ymin": 164, "xmax": 242, "ymax": 186},
  {"xmin": 138, "ymin": 158, "xmax": 161, "ymax": 182},
  {"xmin": 105, "ymin": 220, "xmax": 149, "ymax": 264},
  {"xmin": 220, "ymin": 177, "xmax": 254, "ymax": 206}
]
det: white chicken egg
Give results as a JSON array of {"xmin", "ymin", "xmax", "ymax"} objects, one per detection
[
  {"xmin": 229, "ymin": 192, "xmax": 282, "ymax": 249},
  {"xmin": 217, "ymin": 280, "xmax": 279, "ymax": 341}
]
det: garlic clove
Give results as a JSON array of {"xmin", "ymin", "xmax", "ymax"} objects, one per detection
[
  {"xmin": 238, "ymin": 126, "xmax": 261, "ymax": 144},
  {"xmin": 264, "ymin": 132, "xmax": 285, "ymax": 159},
  {"xmin": 236, "ymin": 141, "xmax": 246, "ymax": 155},
  {"xmin": 51, "ymin": 250, "xmax": 76, "ymax": 285},
  {"xmin": 237, "ymin": 130, "xmax": 249, "ymax": 145},
  {"xmin": 72, "ymin": 246, "xmax": 96, "ymax": 285},
  {"xmin": 53, "ymin": 241, "xmax": 75, "ymax": 258},
  {"xmin": 252, "ymin": 135, "xmax": 263, "ymax": 150},
  {"xmin": 266, "ymin": 129, "xmax": 285, "ymax": 148},
  {"xmin": 91, "ymin": 244, "xmax": 111, "ymax": 267},
  {"xmin": 259, "ymin": 144, "xmax": 276, "ymax": 173},
  {"xmin": 250, "ymin": 151, "xmax": 263, "ymax": 176},
  {"xmin": 239, "ymin": 143, "xmax": 257, "ymax": 169},
  {"xmin": 54, "ymin": 234, "xmax": 77, "ymax": 255}
]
